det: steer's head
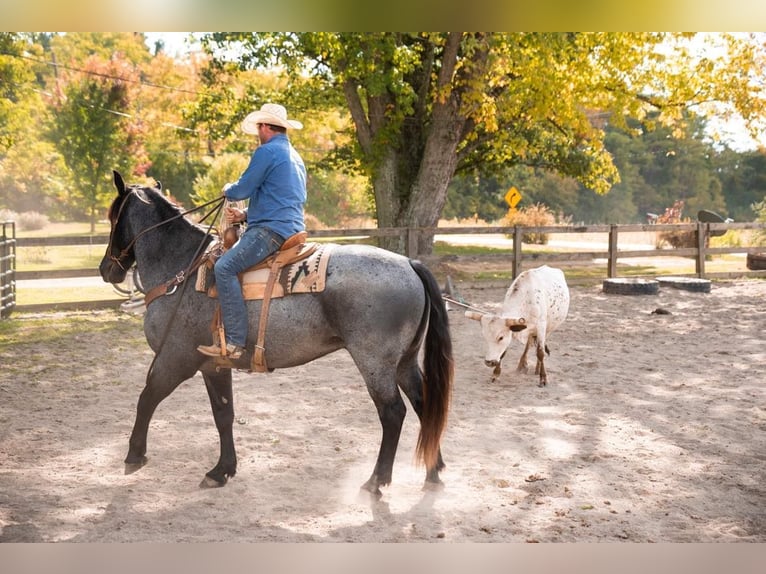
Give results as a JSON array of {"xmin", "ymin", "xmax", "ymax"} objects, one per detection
[{"xmin": 465, "ymin": 311, "xmax": 527, "ymax": 367}]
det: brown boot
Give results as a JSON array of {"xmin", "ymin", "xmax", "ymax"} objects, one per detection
[{"xmin": 197, "ymin": 342, "xmax": 245, "ymax": 359}]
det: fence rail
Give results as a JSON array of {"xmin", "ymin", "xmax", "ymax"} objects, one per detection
[{"xmin": 8, "ymin": 220, "xmax": 766, "ymax": 314}]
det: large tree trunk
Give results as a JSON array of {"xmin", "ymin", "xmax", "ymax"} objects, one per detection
[
  {"xmin": 344, "ymin": 33, "xmax": 483, "ymax": 255},
  {"xmin": 404, "ymin": 103, "xmax": 464, "ymax": 255}
]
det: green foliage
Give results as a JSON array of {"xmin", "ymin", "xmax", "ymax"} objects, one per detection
[
  {"xmin": 716, "ymin": 148, "xmax": 766, "ymax": 221},
  {"xmin": 48, "ymin": 52, "xmax": 148, "ymax": 230},
  {"xmin": 145, "ymin": 148, "xmax": 208, "ymax": 208},
  {"xmin": 190, "ymin": 154, "xmax": 250, "ymax": 207},
  {"xmin": 753, "ymin": 198, "xmax": 766, "ymax": 245},
  {"xmin": 444, "ymin": 173, "xmax": 509, "ymax": 223},
  {"xmin": 201, "ymin": 32, "xmax": 766, "ymax": 257},
  {"xmin": 305, "ymin": 170, "xmax": 373, "ymax": 227},
  {"xmin": 0, "ymin": 33, "xmax": 36, "ymax": 153},
  {"xmin": 3, "ymin": 32, "xmax": 766, "ymax": 246}
]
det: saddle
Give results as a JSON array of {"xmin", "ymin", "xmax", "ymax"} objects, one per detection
[{"xmin": 198, "ymin": 231, "xmax": 334, "ymax": 373}]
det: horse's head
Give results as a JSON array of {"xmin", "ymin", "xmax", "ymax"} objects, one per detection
[{"xmin": 99, "ymin": 170, "xmax": 163, "ymax": 285}]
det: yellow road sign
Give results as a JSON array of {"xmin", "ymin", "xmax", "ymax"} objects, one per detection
[{"xmin": 504, "ymin": 186, "xmax": 522, "ymax": 208}]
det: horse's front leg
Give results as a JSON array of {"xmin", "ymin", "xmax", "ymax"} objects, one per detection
[
  {"xmin": 199, "ymin": 369, "xmax": 236, "ymax": 488},
  {"xmin": 125, "ymin": 363, "xmax": 188, "ymax": 474},
  {"xmin": 125, "ymin": 348, "xmax": 200, "ymax": 474}
]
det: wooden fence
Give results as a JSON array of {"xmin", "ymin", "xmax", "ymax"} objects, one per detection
[
  {"xmin": 8, "ymin": 220, "xmax": 766, "ymax": 313},
  {"xmin": 1, "ymin": 221, "xmax": 15, "ymax": 318}
]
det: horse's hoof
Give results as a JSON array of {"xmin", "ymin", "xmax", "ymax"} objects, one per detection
[
  {"xmin": 124, "ymin": 456, "xmax": 148, "ymax": 475},
  {"xmin": 359, "ymin": 484, "xmax": 383, "ymax": 501},
  {"xmin": 422, "ymin": 479, "xmax": 445, "ymax": 492},
  {"xmin": 200, "ymin": 475, "xmax": 227, "ymax": 489}
]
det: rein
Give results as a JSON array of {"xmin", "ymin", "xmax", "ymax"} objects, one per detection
[
  {"xmin": 108, "ymin": 191, "xmax": 225, "ymax": 271},
  {"xmin": 108, "ymin": 190, "xmax": 227, "ymax": 386}
]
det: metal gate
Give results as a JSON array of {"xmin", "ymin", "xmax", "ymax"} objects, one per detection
[{"xmin": 1, "ymin": 220, "xmax": 16, "ymax": 318}]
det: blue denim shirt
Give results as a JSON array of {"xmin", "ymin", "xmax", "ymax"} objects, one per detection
[{"xmin": 224, "ymin": 133, "xmax": 307, "ymax": 240}]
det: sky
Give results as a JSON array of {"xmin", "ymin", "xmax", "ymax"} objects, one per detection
[{"xmin": 144, "ymin": 32, "xmax": 202, "ymax": 58}]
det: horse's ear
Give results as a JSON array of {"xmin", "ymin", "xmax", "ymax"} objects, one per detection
[
  {"xmin": 113, "ymin": 170, "xmax": 127, "ymax": 196},
  {"xmin": 154, "ymin": 179, "xmax": 162, "ymax": 190}
]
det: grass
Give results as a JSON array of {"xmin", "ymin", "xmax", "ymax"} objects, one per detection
[
  {"xmin": 16, "ymin": 221, "xmax": 111, "ymax": 238},
  {"xmin": 16, "ymin": 245, "xmax": 106, "ymax": 272},
  {"xmin": 14, "ymin": 284, "xmax": 123, "ymax": 307},
  {"xmin": 0, "ymin": 310, "xmax": 140, "ymax": 346}
]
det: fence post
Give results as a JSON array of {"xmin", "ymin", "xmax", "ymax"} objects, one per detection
[
  {"xmin": 406, "ymin": 227, "xmax": 418, "ymax": 258},
  {"xmin": 512, "ymin": 225, "xmax": 522, "ymax": 279},
  {"xmin": 695, "ymin": 222, "xmax": 706, "ymax": 278},
  {"xmin": 608, "ymin": 224, "xmax": 618, "ymax": 278}
]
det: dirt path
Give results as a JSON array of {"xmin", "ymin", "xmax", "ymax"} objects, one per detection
[{"xmin": 1, "ymin": 279, "xmax": 764, "ymax": 542}]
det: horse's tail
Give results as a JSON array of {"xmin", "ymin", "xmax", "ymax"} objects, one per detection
[{"xmin": 409, "ymin": 260, "xmax": 454, "ymax": 470}]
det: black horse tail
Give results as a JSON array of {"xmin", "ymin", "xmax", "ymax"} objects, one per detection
[{"xmin": 409, "ymin": 260, "xmax": 454, "ymax": 471}]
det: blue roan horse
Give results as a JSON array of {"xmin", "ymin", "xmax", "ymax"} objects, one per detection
[{"xmin": 99, "ymin": 171, "xmax": 454, "ymax": 498}]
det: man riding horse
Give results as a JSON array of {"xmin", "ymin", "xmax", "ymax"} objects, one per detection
[{"xmin": 197, "ymin": 103, "xmax": 307, "ymax": 360}]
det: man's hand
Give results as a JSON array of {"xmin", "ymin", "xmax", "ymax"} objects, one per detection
[{"xmin": 225, "ymin": 206, "xmax": 246, "ymax": 225}]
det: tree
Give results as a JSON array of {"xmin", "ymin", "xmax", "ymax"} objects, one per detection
[
  {"xmin": 200, "ymin": 32, "xmax": 766, "ymax": 254},
  {"xmin": 0, "ymin": 33, "xmax": 67, "ymax": 214},
  {"xmin": 48, "ymin": 54, "xmax": 148, "ymax": 231},
  {"xmin": 715, "ymin": 147, "xmax": 766, "ymax": 221},
  {"xmin": 0, "ymin": 33, "xmax": 30, "ymax": 154}
]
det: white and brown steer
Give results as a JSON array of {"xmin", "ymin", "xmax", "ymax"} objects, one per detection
[{"xmin": 466, "ymin": 265, "xmax": 569, "ymax": 387}]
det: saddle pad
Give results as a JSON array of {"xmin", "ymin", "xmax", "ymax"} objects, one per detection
[{"xmin": 241, "ymin": 243, "xmax": 334, "ymax": 300}]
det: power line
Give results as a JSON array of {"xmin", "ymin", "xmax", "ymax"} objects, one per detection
[{"xmin": 0, "ymin": 50, "xmax": 204, "ymax": 96}]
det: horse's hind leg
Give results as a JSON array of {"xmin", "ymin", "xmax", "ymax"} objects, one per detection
[
  {"xmin": 360, "ymin": 381, "xmax": 407, "ymax": 500},
  {"xmin": 200, "ymin": 370, "xmax": 236, "ymax": 488},
  {"xmin": 397, "ymin": 362, "xmax": 445, "ymax": 490}
]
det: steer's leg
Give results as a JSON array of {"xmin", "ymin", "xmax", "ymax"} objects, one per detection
[
  {"xmin": 536, "ymin": 334, "xmax": 549, "ymax": 386},
  {"xmin": 516, "ymin": 335, "xmax": 534, "ymax": 373}
]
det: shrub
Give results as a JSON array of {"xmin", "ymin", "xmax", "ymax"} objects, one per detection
[
  {"xmin": 16, "ymin": 211, "xmax": 49, "ymax": 232},
  {"xmin": 0, "ymin": 209, "xmax": 17, "ymax": 223},
  {"xmin": 20, "ymin": 246, "xmax": 51, "ymax": 264},
  {"xmin": 753, "ymin": 198, "xmax": 766, "ymax": 246},
  {"xmin": 502, "ymin": 203, "xmax": 558, "ymax": 244}
]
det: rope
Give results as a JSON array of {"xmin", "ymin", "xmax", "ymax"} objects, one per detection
[{"xmin": 442, "ymin": 295, "xmax": 487, "ymax": 315}]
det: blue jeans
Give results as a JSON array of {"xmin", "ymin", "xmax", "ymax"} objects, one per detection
[{"xmin": 214, "ymin": 226, "xmax": 284, "ymax": 347}]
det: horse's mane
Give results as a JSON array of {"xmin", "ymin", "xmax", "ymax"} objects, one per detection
[
  {"xmin": 137, "ymin": 185, "xmax": 184, "ymax": 218},
  {"xmin": 130, "ymin": 184, "xmax": 211, "ymax": 235}
]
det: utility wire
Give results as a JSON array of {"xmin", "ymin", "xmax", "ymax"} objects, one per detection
[{"xmin": 0, "ymin": 50, "xmax": 205, "ymax": 96}]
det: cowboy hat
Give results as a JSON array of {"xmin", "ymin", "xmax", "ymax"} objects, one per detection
[{"xmin": 241, "ymin": 103, "xmax": 303, "ymax": 133}]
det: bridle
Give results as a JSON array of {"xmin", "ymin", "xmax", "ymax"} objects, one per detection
[
  {"xmin": 106, "ymin": 187, "xmax": 226, "ymax": 272},
  {"xmin": 106, "ymin": 187, "xmax": 228, "ymax": 381}
]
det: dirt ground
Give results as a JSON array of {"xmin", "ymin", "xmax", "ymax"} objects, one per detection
[{"xmin": 1, "ymin": 278, "xmax": 765, "ymax": 543}]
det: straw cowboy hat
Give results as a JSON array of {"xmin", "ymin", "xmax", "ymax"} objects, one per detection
[{"xmin": 241, "ymin": 103, "xmax": 303, "ymax": 133}]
